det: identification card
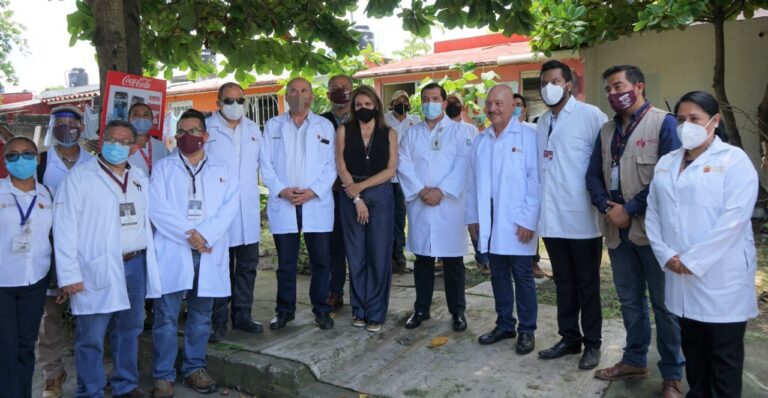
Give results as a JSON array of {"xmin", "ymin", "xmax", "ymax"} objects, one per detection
[
  {"xmin": 119, "ymin": 202, "xmax": 138, "ymax": 229},
  {"xmin": 432, "ymin": 137, "xmax": 441, "ymax": 150},
  {"xmin": 188, "ymin": 199, "xmax": 203, "ymax": 219},
  {"xmin": 610, "ymin": 165, "xmax": 619, "ymax": 191},
  {"xmin": 543, "ymin": 150, "xmax": 554, "ymax": 160},
  {"xmin": 12, "ymin": 235, "xmax": 31, "ymax": 252}
]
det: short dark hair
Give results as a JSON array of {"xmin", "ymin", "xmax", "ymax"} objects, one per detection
[
  {"xmin": 602, "ymin": 64, "xmax": 646, "ymax": 96},
  {"xmin": 328, "ymin": 75, "xmax": 353, "ymax": 88},
  {"xmin": 420, "ymin": 82, "xmax": 447, "ymax": 101},
  {"xmin": 217, "ymin": 82, "xmax": 243, "ymax": 99},
  {"xmin": 513, "ymin": 93, "xmax": 527, "ymax": 108},
  {"xmin": 674, "ymin": 90, "xmax": 729, "ymax": 143},
  {"xmin": 128, "ymin": 102, "xmax": 152, "ymax": 117},
  {"xmin": 178, "ymin": 109, "xmax": 207, "ymax": 131},
  {"xmin": 540, "ymin": 60, "xmax": 573, "ymax": 82},
  {"xmin": 104, "ymin": 119, "xmax": 138, "ymax": 141}
]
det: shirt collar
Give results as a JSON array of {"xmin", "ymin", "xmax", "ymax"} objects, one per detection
[
  {"xmin": 179, "ymin": 152, "xmax": 208, "ymax": 172},
  {"xmin": 612, "ymin": 100, "xmax": 651, "ymax": 126}
]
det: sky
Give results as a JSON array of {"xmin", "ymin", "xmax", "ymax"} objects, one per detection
[{"xmin": 4, "ymin": 0, "xmax": 486, "ymax": 94}]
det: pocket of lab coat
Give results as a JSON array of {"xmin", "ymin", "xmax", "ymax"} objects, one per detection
[
  {"xmin": 636, "ymin": 155, "xmax": 658, "ymax": 186},
  {"xmin": 82, "ymin": 254, "xmax": 110, "ymax": 290},
  {"xmin": 693, "ymin": 175, "xmax": 724, "ymax": 208}
]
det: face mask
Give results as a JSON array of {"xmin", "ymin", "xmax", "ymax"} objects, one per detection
[
  {"xmin": 131, "ymin": 118, "xmax": 153, "ymax": 135},
  {"xmin": 53, "ymin": 124, "xmax": 81, "ymax": 148},
  {"xmin": 421, "ymin": 102, "xmax": 443, "ymax": 120},
  {"xmin": 5, "ymin": 157, "xmax": 37, "ymax": 180},
  {"xmin": 393, "ymin": 103, "xmax": 410, "ymax": 115},
  {"xmin": 177, "ymin": 134, "xmax": 206, "ymax": 155},
  {"xmin": 541, "ymin": 83, "xmax": 565, "ymax": 107},
  {"xmin": 356, "ymin": 107, "xmax": 377, "ymax": 123},
  {"xmin": 512, "ymin": 107, "xmax": 523, "ymax": 118},
  {"xmin": 221, "ymin": 103, "xmax": 244, "ymax": 121},
  {"xmin": 102, "ymin": 142, "xmax": 131, "ymax": 164},
  {"xmin": 445, "ymin": 103, "xmax": 462, "ymax": 119},
  {"xmin": 286, "ymin": 95, "xmax": 309, "ymax": 113},
  {"xmin": 608, "ymin": 89, "xmax": 638, "ymax": 114},
  {"xmin": 676, "ymin": 117, "xmax": 714, "ymax": 150},
  {"xmin": 329, "ymin": 88, "xmax": 351, "ymax": 105}
]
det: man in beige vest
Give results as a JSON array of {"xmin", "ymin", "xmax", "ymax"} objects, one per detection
[{"xmin": 585, "ymin": 65, "xmax": 684, "ymax": 398}]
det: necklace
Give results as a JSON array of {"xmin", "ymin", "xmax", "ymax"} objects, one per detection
[
  {"xmin": 55, "ymin": 146, "xmax": 79, "ymax": 169},
  {"xmin": 363, "ymin": 127, "xmax": 375, "ymax": 160}
]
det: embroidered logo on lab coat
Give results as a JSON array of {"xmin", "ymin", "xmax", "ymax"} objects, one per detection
[{"xmin": 703, "ymin": 165, "xmax": 712, "ymax": 173}]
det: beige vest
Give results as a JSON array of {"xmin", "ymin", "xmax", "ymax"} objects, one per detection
[{"xmin": 599, "ymin": 107, "xmax": 668, "ymax": 249}]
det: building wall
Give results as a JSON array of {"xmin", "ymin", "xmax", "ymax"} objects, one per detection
[
  {"xmin": 166, "ymin": 84, "xmax": 283, "ymax": 113},
  {"xmin": 581, "ymin": 16, "xmax": 768, "ymax": 165}
]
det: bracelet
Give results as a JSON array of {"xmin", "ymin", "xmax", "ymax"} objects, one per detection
[{"xmin": 353, "ymin": 196, "xmax": 362, "ymax": 204}]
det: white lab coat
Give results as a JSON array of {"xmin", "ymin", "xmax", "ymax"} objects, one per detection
[
  {"xmin": 53, "ymin": 159, "xmax": 161, "ymax": 315},
  {"xmin": 206, "ymin": 112, "xmax": 263, "ymax": 246},
  {"xmin": 646, "ymin": 137, "xmax": 758, "ymax": 323},
  {"xmin": 466, "ymin": 119, "xmax": 540, "ymax": 255},
  {"xmin": 398, "ymin": 116, "xmax": 473, "ymax": 257},
  {"xmin": 149, "ymin": 152, "xmax": 240, "ymax": 297},
  {"xmin": 259, "ymin": 112, "xmax": 336, "ymax": 234},
  {"xmin": 43, "ymin": 145, "xmax": 94, "ymax": 192}
]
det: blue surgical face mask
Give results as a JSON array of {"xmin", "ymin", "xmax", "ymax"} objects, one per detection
[
  {"xmin": 131, "ymin": 118, "xmax": 153, "ymax": 135},
  {"xmin": 102, "ymin": 142, "xmax": 131, "ymax": 164},
  {"xmin": 421, "ymin": 102, "xmax": 443, "ymax": 120},
  {"xmin": 5, "ymin": 157, "xmax": 37, "ymax": 180},
  {"xmin": 512, "ymin": 107, "xmax": 523, "ymax": 118}
]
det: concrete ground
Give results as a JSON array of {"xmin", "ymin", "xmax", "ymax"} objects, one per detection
[{"xmin": 33, "ymin": 258, "xmax": 768, "ymax": 398}]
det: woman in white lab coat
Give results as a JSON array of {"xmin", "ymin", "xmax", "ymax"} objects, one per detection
[
  {"xmin": 646, "ymin": 91, "xmax": 758, "ymax": 398},
  {"xmin": 0, "ymin": 137, "xmax": 53, "ymax": 398}
]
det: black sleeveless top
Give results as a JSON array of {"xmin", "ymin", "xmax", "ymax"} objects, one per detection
[{"xmin": 343, "ymin": 121, "xmax": 390, "ymax": 178}]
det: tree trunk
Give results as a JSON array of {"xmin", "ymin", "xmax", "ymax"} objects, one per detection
[{"xmin": 711, "ymin": 3, "xmax": 742, "ymax": 148}]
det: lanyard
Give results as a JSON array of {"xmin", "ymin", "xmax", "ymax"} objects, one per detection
[
  {"xmin": 11, "ymin": 193, "xmax": 37, "ymax": 227},
  {"xmin": 612, "ymin": 105, "xmax": 651, "ymax": 164},
  {"xmin": 138, "ymin": 143, "xmax": 153, "ymax": 174},
  {"xmin": 98, "ymin": 158, "xmax": 129, "ymax": 194},
  {"xmin": 180, "ymin": 152, "xmax": 207, "ymax": 196}
]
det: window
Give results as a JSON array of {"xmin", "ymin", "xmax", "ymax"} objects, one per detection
[
  {"xmin": 168, "ymin": 100, "xmax": 193, "ymax": 116},
  {"xmin": 245, "ymin": 94, "xmax": 279, "ymax": 130},
  {"xmin": 520, "ymin": 70, "xmax": 547, "ymax": 122}
]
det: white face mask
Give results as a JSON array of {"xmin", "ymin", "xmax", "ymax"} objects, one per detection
[
  {"xmin": 221, "ymin": 103, "xmax": 244, "ymax": 121},
  {"xmin": 541, "ymin": 83, "xmax": 565, "ymax": 106},
  {"xmin": 676, "ymin": 117, "xmax": 714, "ymax": 150}
]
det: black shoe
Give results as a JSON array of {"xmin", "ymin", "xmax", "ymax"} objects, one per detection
[
  {"xmin": 452, "ymin": 312, "xmax": 467, "ymax": 332},
  {"xmin": 578, "ymin": 346, "xmax": 601, "ymax": 370},
  {"xmin": 537, "ymin": 340, "xmax": 581, "ymax": 359},
  {"xmin": 315, "ymin": 313, "xmax": 334, "ymax": 330},
  {"xmin": 269, "ymin": 312, "xmax": 295, "ymax": 330},
  {"xmin": 516, "ymin": 332, "xmax": 535, "ymax": 355},
  {"xmin": 405, "ymin": 311, "xmax": 430, "ymax": 329},
  {"xmin": 208, "ymin": 324, "xmax": 227, "ymax": 343},
  {"xmin": 478, "ymin": 327, "xmax": 517, "ymax": 345},
  {"xmin": 232, "ymin": 318, "xmax": 264, "ymax": 334}
]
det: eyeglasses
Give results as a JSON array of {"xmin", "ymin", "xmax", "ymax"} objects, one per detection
[
  {"xmin": 103, "ymin": 138, "xmax": 136, "ymax": 146},
  {"xmin": 221, "ymin": 98, "xmax": 245, "ymax": 105},
  {"xmin": 4, "ymin": 152, "xmax": 37, "ymax": 162},
  {"xmin": 177, "ymin": 128, "xmax": 205, "ymax": 136}
]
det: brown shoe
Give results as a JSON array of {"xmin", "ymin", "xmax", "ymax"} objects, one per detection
[
  {"xmin": 662, "ymin": 379, "xmax": 684, "ymax": 398},
  {"xmin": 183, "ymin": 368, "xmax": 218, "ymax": 394},
  {"xmin": 326, "ymin": 292, "xmax": 343, "ymax": 309},
  {"xmin": 113, "ymin": 388, "xmax": 149, "ymax": 398},
  {"xmin": 532, "ymin": 262, "xmax": 546, "ymax": 279},
  {"xmin": 153, "ymin": 379, "xmax": 174, "ymax": 398},
  {"xmin": 42, "ymin": 372, "xmax": 67, "ymax": 398},
  {"xmin": 594, "ymin": 362, "xmax": 648, "ymax": 380}
]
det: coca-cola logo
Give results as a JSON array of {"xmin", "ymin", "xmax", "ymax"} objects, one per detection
[{"xmin": 121, "ymin": 75, "xmax": 152, "ymax": 89}]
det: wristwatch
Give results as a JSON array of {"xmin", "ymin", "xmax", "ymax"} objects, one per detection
[{"xmin": 353, "ymin": 196, "xmax": 362, "ymax": 204}]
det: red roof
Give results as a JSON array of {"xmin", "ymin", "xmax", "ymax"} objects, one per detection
[{"xmin": 355, "ymin": 41, "xmax": 531, "ymax": 79}]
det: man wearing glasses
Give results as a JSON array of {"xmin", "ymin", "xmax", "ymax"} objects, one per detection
[{"xmin": 206, "ymin": 82, "xmax": 264, "ymax": 342}]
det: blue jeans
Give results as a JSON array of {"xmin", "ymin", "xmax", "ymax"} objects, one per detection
[
  {"xmin": 74, "ymin": 254, "xmax": 146, "ymax": 397},
  {"xmin": 329, "ymin": 190, "xmax": 347, "ymax": 295},
  {"xmin": 0, "ymin": 277, "xmax": 47, "ymax": 398},
  {"xmin": 608, "ymin": 230, "xmax": 684, "ymax": 380},
  {"xmin": 153, "ymin": 251, "xmax": 214, "ymax": 380},
  {"xmin": 212, "ymin": 242, "xmax": 260, "ymax": 328},
  {"xmin": 488, "ymin": 254, "xmax": 537, "ymax": 333},
  {"xmin": 341, "ymin": 183, "xmax": 393, "ymax": 323}
]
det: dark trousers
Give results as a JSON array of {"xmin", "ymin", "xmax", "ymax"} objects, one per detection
[
  {"xmin": 329, "ymin": 190, "xmax": 347, "ymax": 295},
  {"xmin": 0, "ymin": 277, "xmax": 47, "ymax": 398},
  {"xmin": 392, "ymin": 183, "xmax": 406, "ymax": 256},
  {"xmin": 212, "ymin": 242, "xmax": 260, "ymax": 327},
  {"xmin": 543, "ymin": 237, "xmax": 603, "ymax": 348},
  {"xmin": 488, "ymin": 254, "xmax": 537, "ymax": 333},
  {"xmin": 681, "ymin": 318, "xmax": 746, "ymax": 398},
  {"xmin": 413, "ymin": 255, "xmax": 466, "ymax": 314},
  {"xmin": 341, "ymin": 183, "xmax": 394, "ymax": 323}
]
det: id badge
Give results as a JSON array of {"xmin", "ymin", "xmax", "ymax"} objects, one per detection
[
  {"xmin": 119, "ymin": 202, "xmax": 138, "ymax": 229},
  {"xmin": 188, "ymin": 199, "xmax": 203, "ymax": 219},
  {"xmin": 431, "ymin": 137, "xmax": 441, "ymax": 151},
  {"xmin": 610, "ymin": 165, "xmax": 619, "ymax": 191},
  {"xmin": 12, "ymin": 235, "xmax": 31, "ymax": 252},
  {"xmin": 542, "ymin": 150, "xmax": 554, "ymax": 169}
]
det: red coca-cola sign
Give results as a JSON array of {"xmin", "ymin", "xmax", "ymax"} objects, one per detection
[
  {"xmin": 121, "ymin": 75, "xmax": 152, "ymax": 89},
  {"xmin": 100, "ymin": 71, "xmax": 167, "ymax": 143}
]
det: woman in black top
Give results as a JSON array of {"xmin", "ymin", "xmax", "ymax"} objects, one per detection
[{"xmin": 335, "ymin": 85, "xmax": 398, "ymax": 332}]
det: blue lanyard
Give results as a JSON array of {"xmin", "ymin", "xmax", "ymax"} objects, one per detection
[{"xmin": 12, "ymin": 193, "xmax": 37, "ymax": 227}]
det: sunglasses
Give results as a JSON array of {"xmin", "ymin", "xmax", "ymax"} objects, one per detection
[
  {"xmin": 221, "ymin": 98, "xmax": 246, "ymax": 105},
  {"xmin": 4, "ymin": 152, "xmax": 37, "ymax": 162}
]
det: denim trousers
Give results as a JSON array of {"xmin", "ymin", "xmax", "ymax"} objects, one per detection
[{"xmin": 488, "ymin": 254, "xmax": 537, "ymax": 333}]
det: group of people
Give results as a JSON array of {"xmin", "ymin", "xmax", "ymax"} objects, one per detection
[{"xmin": 0, "ymin": 60, "xmax": 759, "ymax": 398}]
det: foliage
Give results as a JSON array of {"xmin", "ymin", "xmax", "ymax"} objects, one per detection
[
  {"xmin": 392, "ymin": 34, "xmax": 432, "ymax": 60},
  {"xmin": 408, "ymin": 62, "xmax": 500, "ymax": 121},
  {"xmin": 0, "ymin": 0, "xmax": 27, "ymax": 86}
]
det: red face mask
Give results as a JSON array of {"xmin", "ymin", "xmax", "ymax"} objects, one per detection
[
  {"xmin": 177, "ymin": 134, "xmax": 205, "ymax": 155},
  {"xmin": 329, "ymin": 88, "xmax": 351, "ymax": 105},
  {"xmin": 608, "ymin": 89, "xmax": 637, "ymax": 114}
]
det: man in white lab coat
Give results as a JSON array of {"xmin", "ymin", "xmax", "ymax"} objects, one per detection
[
  {"xmin": 149, "ymin": 109, "xmax": 240, "ymax": 397},
  {"xmin": 259, "ymin": 77, "xmax": 336, "ymax": 331},
  {"xmin": 398, "ymin": 83, "xmax": 473, "ymax": 332},
  {"xmin": 466, "ymin": 85, "xmax": 540, "ymax": 355},
  {"xmin": 55, "ymin": 119, "xmax": 161, "ymax": 397},
  {"xmin": 207, "ymin": 82, "xmax": 264, "ymax": 342}
]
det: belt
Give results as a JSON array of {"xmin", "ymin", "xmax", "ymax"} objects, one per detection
[{"xmin": 122, "ymin": 249, "xmax": 146, "ymax": 262}]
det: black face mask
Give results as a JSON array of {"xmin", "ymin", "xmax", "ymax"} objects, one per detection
[
  {"xmin": 393, "ymin": 103, "xmax": 410, "ymax": 115},
  {"xmin": 356, "ymin": 107, "xmax": 378, "ymax": 123},
  {"xmin": 445, "ymin": 103, "xmax": 462, "ymax": 119}
]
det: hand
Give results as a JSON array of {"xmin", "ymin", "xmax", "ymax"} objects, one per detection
[
  {"xmin": 468, "ymin": 223, "xmax": 479, "ymax": 242},
  {"xmin": 606, "ymin": 201, "xmax": 631, "ymax": 229},
  {"xmin": 421, "ymin": 188, "xmax": 444, "ymax": 206},
  {"xmin": 355, "ymin": 200, "xmax": 369, "ymax": 224},
  {"xmin": 345, "ymin": 183, "xmax": 363, "ymax": 199},
  {"xmin": 516, "ymin": 226, "xmax": 534, "ymax": 243},
  {"xmin": 54, "ymin": 290, "xmax": 69, "ymax": 305},
  {"xmin": 665, "ymin": 256, "xmax": 693, "ymax": 275},
  {"xmin": 291, "ymin": 189, "xmax": 317, "ymax": 206},
  {"xmin": 418, "ymin": 188, "xmax": 430, "ymax": 202},
  {"xmin": 279, "ymin": 187, "xmax": 300, "ymax": 201},
  {"xmin": 185, "ymin": 229, "xmax": 209, "ymax": 252},
  {"xmin": 60, "ymin": 282, "xmax": 84, "ymax": 295}
]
